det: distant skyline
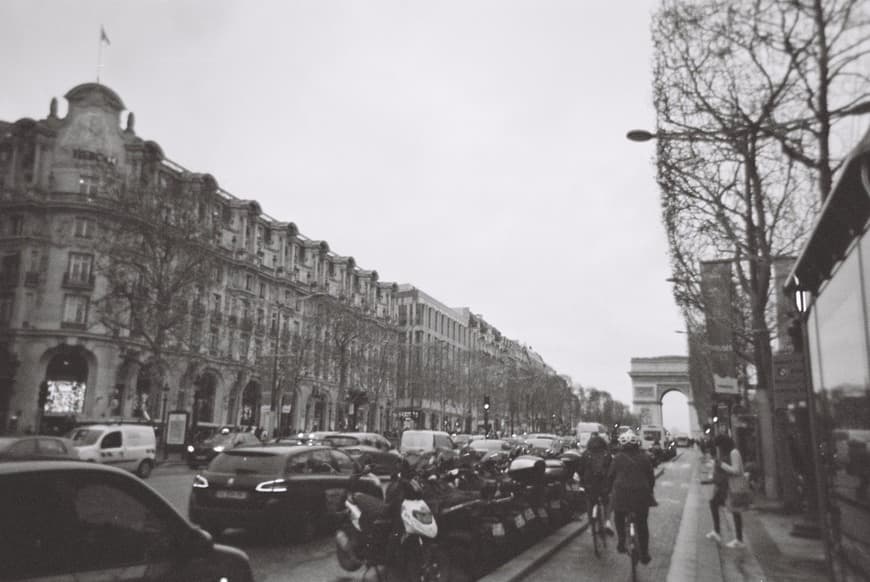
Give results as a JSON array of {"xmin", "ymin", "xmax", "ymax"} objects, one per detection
[{"xmin": 1, "ymin": 1, "xmax": 691, "ymax": 428}]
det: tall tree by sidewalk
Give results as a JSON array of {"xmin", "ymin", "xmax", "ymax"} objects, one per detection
[
  {"xmin": 651, "ymin": 0, "xmax": 870, "ymax": 497},
  {"xmin": 94, "ymin": 176, "xmax": 221, "ymax": 417}
]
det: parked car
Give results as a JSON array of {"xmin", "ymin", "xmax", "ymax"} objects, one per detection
[
  {"xmin": 189, "ymin": 445, "xmax": 381, "ymax": 542},
  {"xmin": 67, "ymin": 423, "xmax": 157, "ymax": 478},
  {"xmin": 674, "ymin": 434, "xmax": 691, "ymax": 447},
  {"xmin": 524, "ymin": 437, "xmax": 564, "ymax": 457},
  {"xmin": 451, "ymin": 433, "xmax": 475, "ymax": 448},
  {"xmin": 461, "ymin": 438, "xmax": 513, "ymax": 463},
  {"xmin": 0, "ymin": 460, "xmax": 253, "ymax": 581},
  {"xmin": 322, "ymin": 433, "xmax": 401, "ymax": 475},
  {"xmin": 187, "ymin": 430, "xmax": 263, "ymax": 469},
  {"xmin": 399, "ymin": 430, "xmax": 457, "ymax": 462},
  {"xmin": 0, "ymin": 436, "xmax": 80, "ymax": 461}
]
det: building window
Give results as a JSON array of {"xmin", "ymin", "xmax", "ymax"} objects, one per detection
[
  {"xmin": 270, "ymin": 312, "xmax": 278, "ymax": 335},
  {"xmin": 212, "ymin": 293, "xmax": 222, "ymax": 313},
  {"xmin": 67, "ymin": 253, "xmax": 93, "ymax": 283},
  {"xmin": 9, "ymin": 215, "xmax": 24, "ymax": 236},
  {"xmin": 246, "ymin": 274, "xmax": 254, "ymax": 291},
  {"xmin": 259, "ymin": 282, "xmax": 266, "ymax": 299},
  {"xmin": 209, "ymin": 328, "xmax": 220, "ymax": 354},
  {"xmin": 62, "ymin": 295, "xmax": 88, "ymax": 325},
  {"xmin": 240, "ymin": 333, "xmax": 250, "ymax": 360},
  {"xmin": 211, "ymin": 265, "xmax": 222, "ymax": 284},
  {"xmin": 257, "ymin": 308, "xmax": 265, "ymax": 327},
  {"xmin": 74, "ymin": 216, "xmax": 95, "ymax": 239},
  {"xmin": 0, "ymin": 294, "xmax": 12, "ymax": 323},
  {"xmin": 79, "ymin": 175, "xmax": 99, "ymax": 195},
  {"xmin": 299, "ymin": 247, "xmax": 306, "ymax": 263}
]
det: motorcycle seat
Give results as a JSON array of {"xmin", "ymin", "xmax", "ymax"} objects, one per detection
[{"xmin": 352, "ymin": 492, "xmax": 386, "ymax": 520}]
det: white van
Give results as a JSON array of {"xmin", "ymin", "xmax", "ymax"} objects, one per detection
[
  {"xmin": 576, "ymin": 422, "xmax": 610, "ymax": 449},
  {"xmin": 68, "ymin": 423, "xmax": 158, "ymax": 478},
  {"xmin": 640, "ymin": 425, "xmax": 665, "ymax": 450}
]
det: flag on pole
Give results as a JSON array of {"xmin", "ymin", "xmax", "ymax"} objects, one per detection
[{"xmin": 100, "ymin": 26, "xmax": 111, "ymax": 46}]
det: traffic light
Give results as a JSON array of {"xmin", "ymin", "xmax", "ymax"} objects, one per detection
[
  {"xmin": 37, "ymin": 380, "xmax": 50, "ymax": 411},
  {"xmin": 483, "ymin": 395, "xmax": 490, "ymax": 410}
]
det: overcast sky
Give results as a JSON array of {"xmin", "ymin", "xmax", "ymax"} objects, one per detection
[{"xmin": 1, "ymin": 0, "xmax": 692, "ymax": 429}]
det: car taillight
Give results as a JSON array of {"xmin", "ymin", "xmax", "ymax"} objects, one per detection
[
  {"xmin": 193, "ymin": 475, "xmax": 209, "ymax": 488},
  {"xmin": 255, "ymin": 479, "xmax": 288, "ymax": 493}
]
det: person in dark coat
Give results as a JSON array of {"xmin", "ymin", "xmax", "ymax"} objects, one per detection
[
  {"xmin": 607, "ymin": 430, "xmax": 656, "ymax": 564},
  {"xmin": 579, "ymin": 434, "xmax": 614, "ymax": 533}
]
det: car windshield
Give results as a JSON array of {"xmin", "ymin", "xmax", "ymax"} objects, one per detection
[
  {"xmin": 643, "ymin": 430, "xmax": 662, "ymax": 441},
  {"xmin": 401, "ymin": 432, "xmax": 433, "ymax": 450},
  {"xmin": 470, "ymin": 440, "xmax": 508, "ymax": 451},
  {"xmin": 209, "ymin": 450, "xmax": 286, "ymax": 474},
  {"xmin": 325, "ymin": 435, "xmax": 359, "ymax": 447},
  {"xmin": 67, "ymin": 428, "xmax": 102, "ymax": 446},
  {"xmin": 527, "ymin": 438, "xmax": 556, "ymax": 449}
]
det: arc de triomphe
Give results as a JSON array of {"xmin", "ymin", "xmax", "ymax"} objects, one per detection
[{"xmin": 628, "ymin": 355, "xmax": 701, "ymax": 437}]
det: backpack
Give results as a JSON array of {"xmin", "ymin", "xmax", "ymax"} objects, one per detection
[{"xmin": 586, "ymin": 451, "xmax": 609, "ymax": 479}]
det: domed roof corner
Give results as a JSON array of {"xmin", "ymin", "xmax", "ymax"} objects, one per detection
[
  {"xmin": 286, "ymin": 222, "xmax": 298, "ymax": 237},
  {"xmin": 64, "ymin": 83, "xmax": 126, "ymax": 112}
]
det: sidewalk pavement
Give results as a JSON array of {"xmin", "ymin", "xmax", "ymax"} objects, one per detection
[{"xmin": 667, "ymin": 455, "xmax": 828, "ymax": 582}]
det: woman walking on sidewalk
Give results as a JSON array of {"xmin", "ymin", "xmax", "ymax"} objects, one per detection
[{"xmin": 706, "ymin": 435, "xmax": 747, "ymax": 548}]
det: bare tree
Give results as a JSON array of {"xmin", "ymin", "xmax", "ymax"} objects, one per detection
[{"xmin": 94, "ymin": 178, "xmax": 220, "ymax": 416}]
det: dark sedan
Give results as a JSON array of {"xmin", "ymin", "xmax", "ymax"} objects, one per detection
[
  {"xmin": 187, "ymin": 431, "xmax": 262, "ymax": 468},
  {"xmin": 0, "ymin": 436, "xmax": 80, "ymax": 461},
  {"xmin": 189, "ymin": 445, "xmax": 381, "ymax": 542},
  {"xmin": 461, "ymin": 438, "xmax": 513, "ymax": 463},
  {"xmin": 0, "ymin": 461, "xmax": 253, "ymax": 581},
  {"xmin": 322, "ymin": 433, "xmax": 401, "ymax": 476}
]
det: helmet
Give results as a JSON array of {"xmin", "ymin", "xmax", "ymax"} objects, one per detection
[{"xmin": 618, "ymin": 430, "xmax": 640, "ymax": 447}]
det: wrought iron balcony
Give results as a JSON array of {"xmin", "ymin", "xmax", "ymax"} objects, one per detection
[{"xmin": 62, "ymin": 273, "xmax": 95, "ymax": 290}]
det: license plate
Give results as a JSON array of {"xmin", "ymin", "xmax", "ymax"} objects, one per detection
[
  {"xmin": 537, "ymin": 508, "xmax": 548, "ymax": 519},
  {"xmin": 514, "ymin": 514, "xmax": 526, "ymax": 528},
  {"xmin": 524, "ymin": 508, "xmax": 535, "ymax": 521},
  {"xmin": 216, "ymin": 490, "xmax": 248, "ymax": 500},
  {"xmin": 491, "ymin": 523, "xmax": 506, "ymax": 537}
]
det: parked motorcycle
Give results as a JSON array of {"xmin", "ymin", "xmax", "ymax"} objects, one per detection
[{"xmin": 335, "ymin": 463, "xmax": 458, "ymax": 581}]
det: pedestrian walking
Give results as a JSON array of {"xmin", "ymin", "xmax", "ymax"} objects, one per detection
[{"xmin": 705, "ymin": 434, "xmax": 748, "ymax": 548}]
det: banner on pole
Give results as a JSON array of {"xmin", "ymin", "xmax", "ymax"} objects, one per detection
[{"xmin": 700, "ymin": 261, "xmax": 739, "ymax": 395}]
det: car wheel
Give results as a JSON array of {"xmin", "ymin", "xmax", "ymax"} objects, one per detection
[{"xmin": 137, "ymin": 459, "xmax": 153, "ymax": 478}]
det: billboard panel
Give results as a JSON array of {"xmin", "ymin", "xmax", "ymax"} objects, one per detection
[{"xmin": 700, "ymin": 260, "xmax": 739, "ymax": 394}]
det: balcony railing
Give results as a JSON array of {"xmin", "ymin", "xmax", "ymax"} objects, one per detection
[
  {"xmin": 61, "ymin": 321, "xmax": 87, "ymax": 330},
  {"xmin": 62, "ymin": 273, "xmax": 95, "ymax": 290}
]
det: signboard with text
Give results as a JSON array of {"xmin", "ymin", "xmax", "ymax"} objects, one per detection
[
  {"xmin": 166, "ymin": 412, "xmax": 188, "ymax": 446},
  {"xmin": 701, "ymin": 261, "xmax": 739, "ymax": 394},
  {"xmin": 773, "ymin": 352, "xmax": 807, "ymax": 410}
]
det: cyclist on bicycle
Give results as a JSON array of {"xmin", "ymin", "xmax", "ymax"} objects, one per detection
[
  {"xmin": 578, "ymin": 433, "xmax": 614, "ymax": 534},
  {"xmin": 607, "ymin": 430, "xmax": 655, "ymax": 564}
]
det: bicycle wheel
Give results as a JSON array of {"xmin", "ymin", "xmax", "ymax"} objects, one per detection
[
  {"xmin": 591, "ymin": 506, "xmax": 600, "ymax": 557},
  {"xmin": 597, "ymin": 503, "xmax": 607, "ymax": 549},
  {"xmin": 629, "ymin": 519, "xmax": 639, "ymax": 582}
]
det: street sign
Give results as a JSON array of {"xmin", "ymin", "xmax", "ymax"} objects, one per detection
[
  {"xmin": 773, "ymin": 352, "xmax": 806, "ymax": 410},
  {"xmin": 713, "ymin": 374, "xmax": 740, "ymax": 395},
  {"xmin": 166, "ymin": 412, "xmax": 188, "ymax": 445}
]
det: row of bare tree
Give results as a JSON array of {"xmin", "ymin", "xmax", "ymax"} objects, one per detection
[{"xmin": 651, "ymin": 0, "xmax": 870, "ymax": 494}]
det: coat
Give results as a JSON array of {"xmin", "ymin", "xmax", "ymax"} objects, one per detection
[{"xmin": 607, "ymin": 448, "xmax": 655, "ymax": 513}]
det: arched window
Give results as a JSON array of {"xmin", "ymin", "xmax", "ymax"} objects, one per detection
[
  {"xmin": 44, "ymin": 352, "xmax": 88, "ymax": 414},
  {"xmin": 194, "ymin": 373, "xmax": 217, "ymax": 424}
]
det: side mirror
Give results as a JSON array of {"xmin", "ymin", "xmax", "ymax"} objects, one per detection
[{"xmin": 183, "ymin": 527, "xmax": 214, "ymax": 557}]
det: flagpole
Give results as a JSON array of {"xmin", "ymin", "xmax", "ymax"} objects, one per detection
[{"xmin": 97, "ymin": 30, "xmax": 103, "ymax": 84}]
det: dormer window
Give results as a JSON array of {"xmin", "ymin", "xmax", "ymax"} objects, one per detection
[{"xmin": 79, "ymin": 175, "xmax": 98, "ymax": 196}]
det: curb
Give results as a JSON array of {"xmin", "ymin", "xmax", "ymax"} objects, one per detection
[{"xmin": 478, "ymin": 518, "xmax": 590, "ymax": 582}]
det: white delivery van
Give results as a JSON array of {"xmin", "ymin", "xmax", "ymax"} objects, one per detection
[
  {"xmin": 68, "ymin": 423, "xmax": 158, "ymax": 478},
  {"xmin": 576, "ymin": 422, "xmax": 610, "ymax": 449},
  {"xmin": 640, "ymin": 425, "xmax": 665, "ymax": 450}
]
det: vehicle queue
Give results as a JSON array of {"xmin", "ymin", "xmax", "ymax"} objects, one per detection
[{"xmin": 0, "ymin": 419, "xmax": 681, "ymax": 581}]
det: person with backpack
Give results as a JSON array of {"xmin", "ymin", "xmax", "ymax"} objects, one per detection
[
  {"xmin": 607, "ymin": 430, "xmax": 656, "ymax": 564},
  {"xmin": 579, "ymin": 433, "xmax": 614, "ymax": 533}
]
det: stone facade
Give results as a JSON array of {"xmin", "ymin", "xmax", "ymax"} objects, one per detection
[
  {"xmin": 628, "ymin": 355, "xmax": 701, "ymax": 438},
  {"xmin": 0, "ymin": 83, "xmax": 399, "ymax": 437}
]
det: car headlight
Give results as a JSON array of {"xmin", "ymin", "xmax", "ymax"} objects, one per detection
[
  {"xmin": 193, "ymin": 475, "xmax": 209, "ymax": 489},
  {"xmin": 187, "ymin": 445, "xmax": 195, "ymax": 453},
  {"xmin": 212, "ymin": 445, "xmax": 225, "ymax": 452}
]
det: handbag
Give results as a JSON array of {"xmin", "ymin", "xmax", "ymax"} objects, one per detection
[{"xmin": 726, "ymin": 473, "xmax": 752, "ymax": 511}]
